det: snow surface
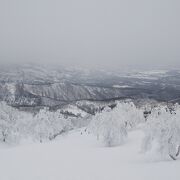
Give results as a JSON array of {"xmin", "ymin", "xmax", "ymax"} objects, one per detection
[
  {"xmin": 0, "ymin": 129, "xmax": 180, "ymax": 180},
  {"xmin": 113, "ymin": 85, "xmax": 131, "ymax": 88}
]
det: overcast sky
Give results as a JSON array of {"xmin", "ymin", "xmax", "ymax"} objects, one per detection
[{"xmin": 0, "ymin": 0, "xmax": 180, "ymax": 70}]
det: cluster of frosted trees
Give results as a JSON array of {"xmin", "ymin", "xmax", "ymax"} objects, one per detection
[
  {"xmin": 89, "ymin": 102, "xmax": 180, "ymax": 160},
  {"xmin": 0, "ymin": 102, "xmax": 73, "ymax": 144},
  {"xmin": 1, "ymin": 100, "xmax": 180, "ymax": 160}
]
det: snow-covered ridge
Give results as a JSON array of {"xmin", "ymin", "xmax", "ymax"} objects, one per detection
[{"xmin": 0, "ymin": 64, "xmax": 180, "ymax": 107}]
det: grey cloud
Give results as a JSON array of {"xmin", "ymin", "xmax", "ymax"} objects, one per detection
[{"xmin": 0, "ymin": 0, "xmax": 180, "ymax": 70}]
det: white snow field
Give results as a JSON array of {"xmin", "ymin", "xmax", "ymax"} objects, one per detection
[{"xmin": 0, "ymin": 129, "xmax": 180, "ymax": 180}]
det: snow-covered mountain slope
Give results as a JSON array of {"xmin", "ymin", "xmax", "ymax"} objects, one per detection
[
  {"xmin": 0, "ymin": 129, "xmax": 179, "ymax": 180},
  {"xmin": 1, "ymin": 64, "xmax": 180, "ymax": 108}
]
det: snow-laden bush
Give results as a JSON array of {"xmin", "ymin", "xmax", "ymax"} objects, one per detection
[
  {"xmin": 32, "ymin": 108, "xmax": 72, "ymax": 142},
  {"xmin": 89, "ymin": 102, "xmax": 143, "ymax": 147},
  {"xmin": 142, "ymin": 105, "xmax": 180, "ymax": 160}
]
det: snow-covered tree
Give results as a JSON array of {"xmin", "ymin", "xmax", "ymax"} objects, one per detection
[
  {"xmin": 0, "ymin": 102, "xmax": 75, "ymax": 144},
  {"xmin": 32, "ymin": 108, "xmax": 72, "ymax": 142},
  {"xmin": 89, "ymin": 102, "xmax": 143, "ymax": 147},
  {"xmin": 116, "ymin": 102, "xmax": 144, "ymax": 129},
  {"xmin": 89, "ymin": 107, "xmax": 127, "ymax": 147},
  {"xmin": 142, "ymin": 105, "xmax": 180, "ymax": 160},
  {"xmin": 0, "ymin": 102, "xmax": 20, "ymax": 143}
]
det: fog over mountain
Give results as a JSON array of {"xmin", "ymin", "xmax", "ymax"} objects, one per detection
[
  {"xmin": 1, "ymin": 2, "xmax": 180, "ymax": 179},
  {"xmin": 0, "ymin": 0, "xmax": 180, "ymax": 70}
]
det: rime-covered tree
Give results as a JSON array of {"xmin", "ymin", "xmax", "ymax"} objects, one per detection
[
  {"xmin": 116, "ymin": 102, "xmax": 144, "ymax": 129},
  {"xmin": 0, "ymin": 102, "xmax": 20, "ymax": 143},
  {"xmin": 142, "ymin": 105, "xmax": 180, "ymax": 160},
  {"xmin": 89, "ymin": 102, "xmax": 143, "ymax": 147},
  {"xmin": 89, "ymin": 107, "xmax": 127, "ymax": 146},
  {"xmin": 32, "ymin": 108, "xmax": 72, "ymax": 142}
]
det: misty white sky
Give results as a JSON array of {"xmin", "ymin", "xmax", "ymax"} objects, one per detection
[{"xmin": 0, "ymin": 0, "xmax": 180, "ymax": 70}]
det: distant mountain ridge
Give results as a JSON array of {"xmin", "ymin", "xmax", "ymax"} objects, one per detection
[{"xmin": 0, "ymin": 64, "xmax": 180, "ymax": 108}]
